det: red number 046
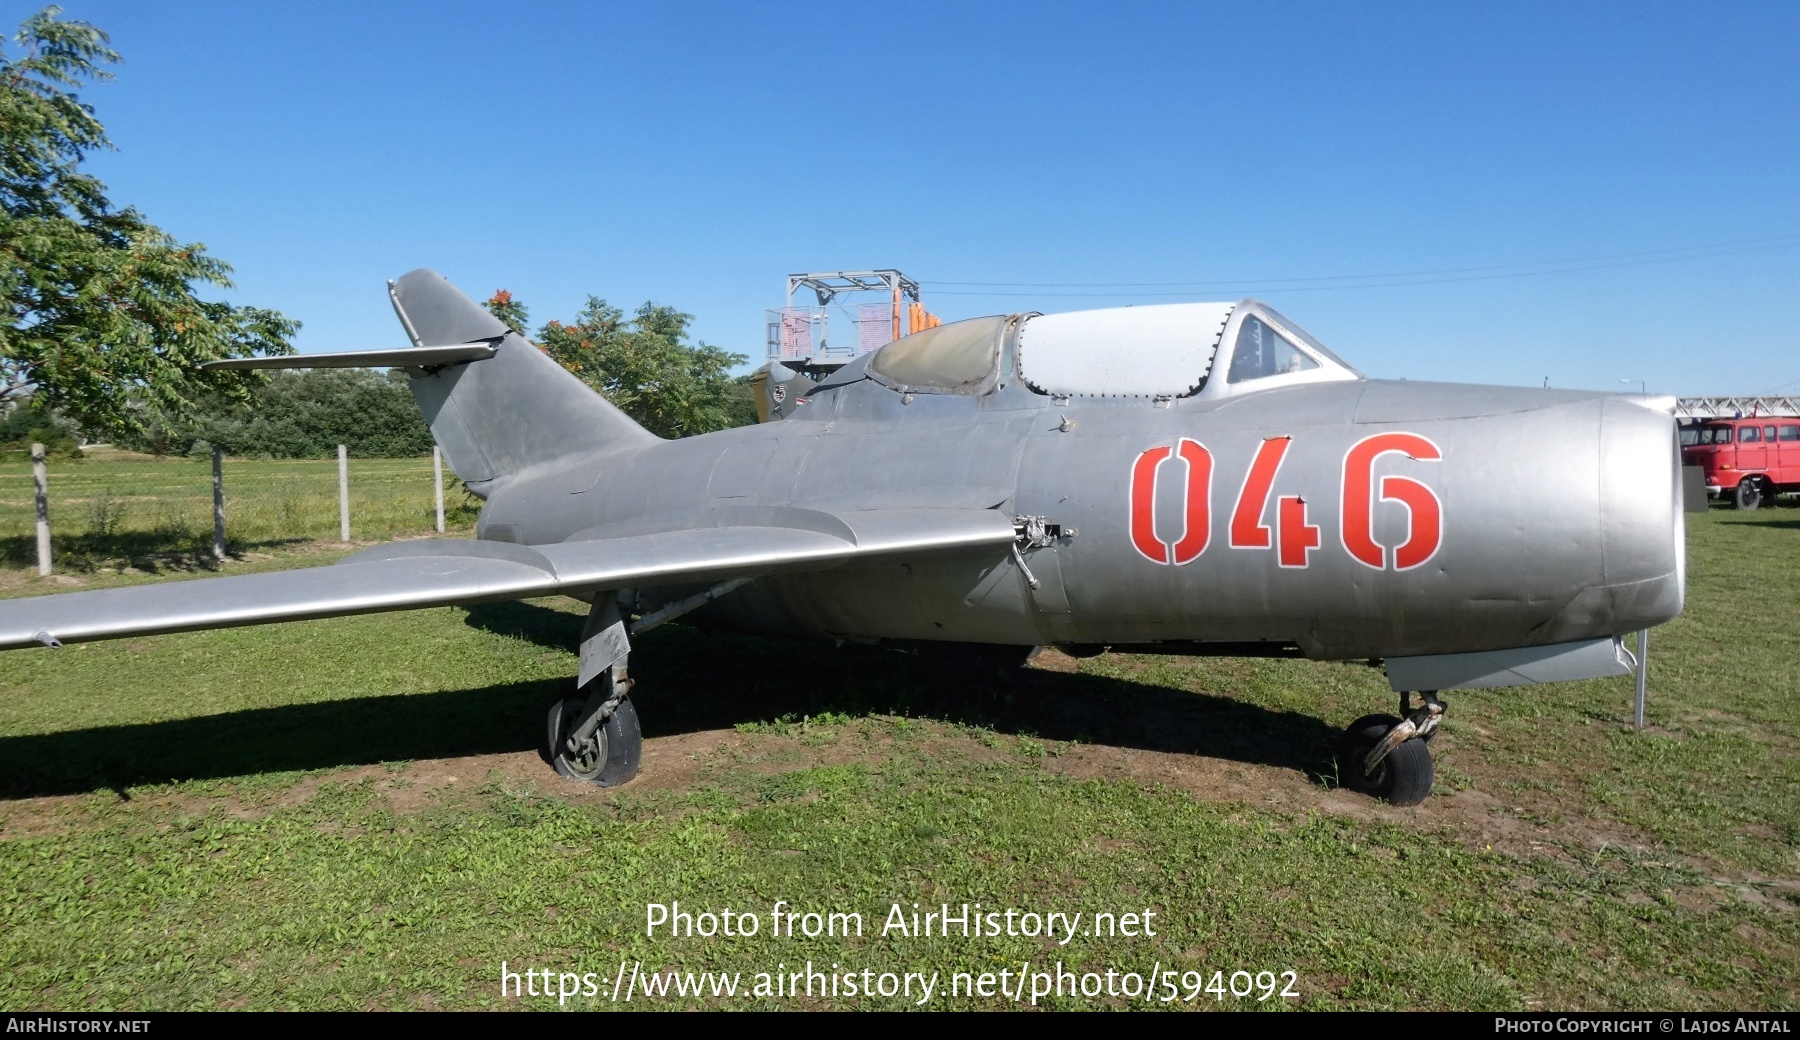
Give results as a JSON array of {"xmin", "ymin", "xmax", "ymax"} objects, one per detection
[{"xmin": 1127, "ymin": 432, "xmax": 1442, "ymax": 571}]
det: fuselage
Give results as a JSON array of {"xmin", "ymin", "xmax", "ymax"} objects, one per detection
[{"xmin": 472, "ymin": 326, "xmax": 1685, "ymax": 661}]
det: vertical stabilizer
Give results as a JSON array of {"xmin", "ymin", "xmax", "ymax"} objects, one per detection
[{"xmin": 389, "ymin": 269, "xmax": 658, "ymax": 497}]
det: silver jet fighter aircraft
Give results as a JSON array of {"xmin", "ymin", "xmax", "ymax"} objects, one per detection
[{"xmin": 0, "ymin": 270, "xmax": 1686, "ymax": 805}]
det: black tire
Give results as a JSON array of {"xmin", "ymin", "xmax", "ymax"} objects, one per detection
[
  {"xmin": 547, "ymin": 695, "xmax": 642, "ymax": 787},
  {"xmin": 1337, "ymin": 713, "xmax": 1434, "ymax": 807},
  {"xmin": 1735, "ymin": 479, "xmax": 1761, "ymax": 511}
]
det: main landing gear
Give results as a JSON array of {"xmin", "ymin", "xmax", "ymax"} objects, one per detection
[
  {"xmin": 546, "ymin": 596, "xmax": 644, "ymax": 787},
  {"xmin": 548, "ymin": 680, "xmax": 642, "ymax": 786},
  {"xmin": 1337, "ymin": 691, "xmax": 1443, "ymax": 807},
  {"xmin": 545, "ymin": 580, "xmax": 752, "ymax": 788}
]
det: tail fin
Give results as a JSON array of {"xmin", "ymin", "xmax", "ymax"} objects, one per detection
[{"xmin": 389, "ymin": 269, "xmax": 658, "ymax": 497}]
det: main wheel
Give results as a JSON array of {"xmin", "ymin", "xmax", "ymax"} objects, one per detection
[
  {"xmin": 1735, "ymin": 479, "xmax": 1762, "ymax": 511},
  {"xmin": 1337, "ymin": 713, "xmax": 1434, "ymax": 806},
  {"xmin": 547, "ymin": 695, "xmax": 642, "ymax": 787}
]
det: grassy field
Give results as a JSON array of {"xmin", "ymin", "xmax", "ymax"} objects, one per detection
[
  {"xmin": 0, "ymin": 461, "xmax": 1794, "ymax": 1010},
  {"xmin": 0, "ymin": 450, "xmax": 476, "ymax": 572}
]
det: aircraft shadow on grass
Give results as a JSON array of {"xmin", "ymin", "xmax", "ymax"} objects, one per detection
[
  {"xmin": 1729, "ymin": 515, "xmax": 1800, "ymax": 531},
  {"xmin": 0, "ymin": 600, "xmax": 1341, "ymax": 799}
]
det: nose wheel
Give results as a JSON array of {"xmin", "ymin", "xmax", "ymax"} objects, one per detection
[{"xmin": 1338, "ymin": 692, "xmax": 1442, "ymax": 806}]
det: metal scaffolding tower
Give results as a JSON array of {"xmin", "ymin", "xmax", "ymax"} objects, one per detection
[{"xmin": 767, "ymin": 269, "xmax": 929, "ymax": 370}]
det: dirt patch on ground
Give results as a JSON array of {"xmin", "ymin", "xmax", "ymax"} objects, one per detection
[
  {"xmin": 0, "ymin": 725, "xmax": 883, "ymax": 835},
  {"xmin": 0, "ymin": 795, "xmax": 91, "ymax": 839},
  {"xmin": 0, "ymin": 668, "xmax": 1768, "ymax": 899},
  {"xmin": 0, "ymin": 757, "xmax": 512, "ymax": 838},
  {"xmin": 0, "ymin": 572, "xmax": 88, "ymax": 594},
  {"xmin": 0, "ymin": 720, "xmax": 1662, "ymax": 864},
  {"xmin": 1037, "ymin": 727, "xmax": 1654, "ymax": 863}
]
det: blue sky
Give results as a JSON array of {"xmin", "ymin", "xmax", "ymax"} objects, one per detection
[{"xmin": 9, "ymin": 1, "xmax": 1798, "ymax": 394}]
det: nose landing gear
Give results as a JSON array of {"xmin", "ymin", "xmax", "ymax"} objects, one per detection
[{"xmin": 1338, "ymin": 691, "xmax": 1443, "ymax": 806}]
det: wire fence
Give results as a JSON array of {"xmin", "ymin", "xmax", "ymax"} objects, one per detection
[{"xmin": 0, "ymin": 447, "xmax": 474, "ymax": 573}]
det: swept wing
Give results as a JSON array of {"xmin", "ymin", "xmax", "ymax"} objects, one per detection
[{"xmin": 0, "ymin": 507, "xmax": 1015, "ymax": 651}]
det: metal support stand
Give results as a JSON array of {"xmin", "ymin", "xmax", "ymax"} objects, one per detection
[
  {"xmin": 337, "ymin": 444, "xmax": 350, "ymax": 542},
  {"xmin": 31, "ymin": 443, "xmax": 50, "ymax": 577},
  {"xmin": 1633, "ymin": 628, "xmax": 1649, "ymax": 728},
  {"xmin": 211, "ymin": 445, "xmax": 226, "ymax": 560},
  {"xmin": 433, "ymin": 446, "xmax": 445, "ymax": 534}
]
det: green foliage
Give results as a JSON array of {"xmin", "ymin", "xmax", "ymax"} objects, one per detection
[
  {"xmin": 0, "ymin": 7, "xmax": 298, "ymax": 441},
  {"xmin": 537, "ymin": 297, "xmax": 749, "ymax": 438},
  {"xmin": 727, "ymin": 373, "xmax": 759, "ymax": 428},
  {"xmin": 118, "ymin": 369, "xmax": 434, "ymax": 459},
  {"xmin": 0, "ymin": 396, "xmax": 78, "ymax": 458}
]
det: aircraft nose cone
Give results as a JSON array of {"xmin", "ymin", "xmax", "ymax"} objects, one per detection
[{"xmin": 1597, "ymin": 397, "xmax": 1686, "ymax": 629}]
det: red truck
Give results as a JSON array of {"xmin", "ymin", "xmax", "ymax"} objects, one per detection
[{"xmin": 1682, "ymin": 417, "xmax": 1800, "ymax": 509}]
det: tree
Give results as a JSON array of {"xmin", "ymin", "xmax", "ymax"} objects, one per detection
[
  {"xmin": 117, "ymin": 368, "xmax": 435, "ymax": 459},
  {"xmin": 536, "ymin": 297, "xmax": 749, "ymax": 438},
  {"xmin": 0, "ymin": 7, "xmax": 297, "ymax": 441},
  {"xmin": 726, "ymin": 372, "xmax": 759, "ymax": 428},
  {"xmin": 483, "ymin": 289, "xmax": 528, "ymax": 334},
  {"xmin": 0, "ymin": 394, "xmax": 79, "ymax": 457}
]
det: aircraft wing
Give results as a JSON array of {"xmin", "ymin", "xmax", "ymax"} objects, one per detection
[{"xmin": 0, "ymin": 507, "xmax": 1016, "ymax": 651}]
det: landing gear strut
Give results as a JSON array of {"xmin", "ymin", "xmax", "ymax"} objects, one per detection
[
  {"xmin": 547, "ymin": 597, "xmax": 643, "ymax": 787},
  {"xmin": 1338, "ymin": 691, "xmax": 1443, "ymax": 806},
  {"xmin": 544, "ymin": 580, "xmax": 752, "ymax": 788}
]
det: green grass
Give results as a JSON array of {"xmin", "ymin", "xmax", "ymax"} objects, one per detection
[
  {"xmin": 0, "ymin": 451, "xmax": 476, "ymax": 572},
  {"xmin": 0, "ymin": 485, "xmax": 1795, "ymax": 1010}
]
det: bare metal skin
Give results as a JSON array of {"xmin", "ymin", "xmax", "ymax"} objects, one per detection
[
  {"xmin": 463, "ymin": 287, "xmax": 1682, "ymax": 663},
  {"xmin": 0, "ymin": 270, "xmax": 1685, "ymax": 802}
]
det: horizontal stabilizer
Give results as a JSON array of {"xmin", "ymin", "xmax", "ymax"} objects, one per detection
[
  {"xmin": 200, "ymin": 342, "xmax": 499, "ymax": 371},
  {"xmin": 0, "ymin": 508, "xmax": 1016, "ymax": 651}
]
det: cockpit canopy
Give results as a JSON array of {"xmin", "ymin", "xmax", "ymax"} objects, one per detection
[
  {"xmin": 862, "ymin": 299, "xmax": 1358, "ymax": 400},
  {"xmin": 1018, "ymin": 302, "xmax": 1233, "ymax": 397},
  {"xmin": 866, "ymin": 315, "xmax": 1008, "ymax": 394}
]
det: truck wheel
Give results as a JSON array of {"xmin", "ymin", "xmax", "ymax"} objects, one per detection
[{"xmin": 1735, "ymin": 479, "xmax": 1761, "ymax": 511}]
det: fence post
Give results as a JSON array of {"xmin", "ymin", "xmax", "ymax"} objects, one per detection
[
  {"xmin": 338, "ymin": 444, "xmax": 350, "ymax": 543},
  {"xmin": 32, "ymin": 443, "xmax": 50, "ymax": 576},
  {"xmin": 1633, "ymin": 628, "xmax": 1649, "ymax": 728},
  {"xmin": 433, "ymin": 445, "xmax": 445, "ymax": 534},
  {"xmin": 212, "ymin": 445, "xmax": 226, "ymax": 560}
]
